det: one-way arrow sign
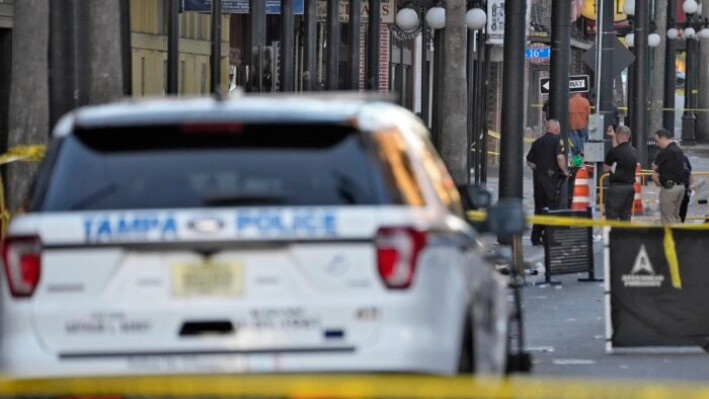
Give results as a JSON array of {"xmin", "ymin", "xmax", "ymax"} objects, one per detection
[{"xmin": 540, "ymin": 75, "xmax": 590, "ymax": 95}]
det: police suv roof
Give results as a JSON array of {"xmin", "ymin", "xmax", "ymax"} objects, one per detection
[{"xmin": 53, "ymin": 94, "xmax": 416, "ymax": 137}]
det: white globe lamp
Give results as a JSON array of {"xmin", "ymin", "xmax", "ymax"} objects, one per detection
[
  {"xmin": 425, "ymin": 6, "xmax": 446, "ymax": 30},
  {"xmin": 625, "ymin": 33, "xmax": 635, "ymax": 47},
  {"xmin": 465, "ymin": 8, "xmax": 487, "ymax": 30},
  {"xmin": 700, "ymin": 27, "xmax": 709, "ymax": 39},
  {"xmin": 685, "ymin": 26, "xmax": 697, "ymax": 39},
  {"xmin": 395, "ymin": 8, "xmax": 420, "ymax": 33},
  {"xmin": 667, "ymin": 27, "xmax": 679, "ymax": 39},
  {"xmin": 623, "ymin": 0, "xmax": 635, "ymax": 16},
  {"xmin": 684, "ymin": 0, "xmax": 699, "ymax": 15},
  {"xmin": 648, "ymin": 32, "xmax": 661, "ymax": 47}
]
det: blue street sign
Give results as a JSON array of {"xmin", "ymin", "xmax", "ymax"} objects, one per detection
[
  {"xmin": 525, "ymin": 48, "xmax": 551, "ymax": 59},
  {"xmin": 184, "ymin": 0, "xmax": 305, "ymax": 14}
]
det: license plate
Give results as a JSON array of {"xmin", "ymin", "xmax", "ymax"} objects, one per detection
[{"xmin": 172, "ymin": 262, "xmax": 244, "ymax": 297}]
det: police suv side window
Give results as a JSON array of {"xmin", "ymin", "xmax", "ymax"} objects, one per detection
[
  {"xmin": 370, "ymin": 129, "xmax": 426, "ymax": 206},
  {"xmin": 421, "ymin": 141, "xmax": 464, "ymax": 216}
]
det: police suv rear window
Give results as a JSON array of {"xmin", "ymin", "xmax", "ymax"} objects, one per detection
[{"xmin": 31, "ymin": 123, "xmax": 418, "ymax": 211}]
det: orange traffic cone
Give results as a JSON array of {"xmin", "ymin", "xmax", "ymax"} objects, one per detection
[
  {"xmin": 632, "ymin": 163, "xmax": 643, "ymax": 215},
  {"xmin": 571, "ymin": 166, "xmax": 591, "ymax": 211}
]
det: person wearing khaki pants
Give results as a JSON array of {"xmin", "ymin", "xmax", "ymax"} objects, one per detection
[{"xmin": 652, "ymin": 129, "xmax": 686, "ymax": 224}]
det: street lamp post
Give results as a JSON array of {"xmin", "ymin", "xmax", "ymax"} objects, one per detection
[
  {"xmin": 681, "ymin": 4, "xmax": 706, "ymax": 145},
  {"xmin": 394, "ymin": 3, "xmax": 430, "ymax": 125},
  {"xmin": 465, "ymin": 4, "xmax": 487, "ymax": 185},
  {"xmin": 664, "ymin": 0, "xmax": 678, "ymax": 133},
  {"xmin": 426, "ymin": 4, "xmax": 446, "ymax": 148},
  {"xmin": 628, "ymin": 0, "xmax": 650, "ymax": 167}
]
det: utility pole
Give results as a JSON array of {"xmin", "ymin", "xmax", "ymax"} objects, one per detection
[
  {"xmin": 499, "ymin": 0, "xmax": 526, "ymax": 200},
  {"xmin": 631, "ymin": 0, "xmax": 650, "ymax": 167},
  {"xmin": 549, "ymin": 0, "xmax": 571, "ymax": 153},
  {"xmin": 366, "ymin": 0, "xmax": 381, "ymax": 90},
  {"xmin": 440, "ymin": 0, "xmax": 467, "ymax": 185},
  {"xmin": 697, "ymin": 0, "xmax": 709, "ymax": 142},
  {"xmin": 210, "ymin": 0, "xmax": 222, "ymax": 95},
  {"xmin": 663, "ymin": 0, "xmax": 677, "ymax": 134},
  {"xmin": 326, "ymin": 0, "xmax": 340, "ymax": 90},
  {"xmin": 650, "ymin": 0, "xmax": 667, "ymax": 134},
  {"xmin": 280, "ymin": 0, "xmax": 295, "ymax": 92},
  {"xmin": 499, "ymin": 0, "xmax": 528, "ymax": 364},
  {"xmin": 167, "ymin": 0, "xmax": 179, "ymax": 95},
  {"xmin": 7, "ymin": 0, "xmax": 50, "ymax": 211},
  {"xmin": 89, "ymin": 1, "xmax": 125, "ymax": 104},
  {"xmin": 347, "ymin": 0, "xmax": 361, "ymax": 90}
]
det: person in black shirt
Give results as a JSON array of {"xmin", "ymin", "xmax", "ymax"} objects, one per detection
[
  {"xmin": 652, "ymin": 129, "xmax": 686, "ymax": 224},
  {"xmin": 526, "ymin": 119, "xmax": 570, "ymax": 245},
  {"xmin": 604, "ymin": 125, "xmax": 638, "ymax": 220}
]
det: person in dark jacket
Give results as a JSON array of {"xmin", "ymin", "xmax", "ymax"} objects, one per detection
[
  {"xmin": 526, "ymin": 119, "xmax": 570, "ymax": 245},
  {"xmin": 604, "ymin": 125, "xmax": 638, "ymax": 220}
]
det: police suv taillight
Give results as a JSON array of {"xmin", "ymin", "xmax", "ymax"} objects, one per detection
[
  {"xmin": 376, "ymin": 227, "xmax": 427, "ymax": 289},
  {"xmin": 2, "ymin": 235, "xmax": 41, "ymax": 298}
]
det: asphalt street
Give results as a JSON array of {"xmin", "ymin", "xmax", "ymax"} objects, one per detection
[{"xmin": 481, "ymin": 144, "xmax": 709, "ymax": 382}]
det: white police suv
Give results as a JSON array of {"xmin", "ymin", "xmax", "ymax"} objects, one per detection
[{"xmin": 0, "ymin": 96, "xmax": 510, "ymax": 377}]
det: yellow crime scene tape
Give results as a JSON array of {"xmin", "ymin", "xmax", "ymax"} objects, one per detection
[
  {"xmin": 487, "ymin": 130, "xmax": 536, "ymax": 144},
  {"xmin": 2, "ymin": 374, "xmax": 709, "ymax": 399},
  {"xmin": 466, "ymin": 210, "xmax": 709, "ymax": 290},
  {"xmin": 0, "ymin": 145, "xmax": 47, "ymax": 240},
  {"xmin": 0, "ymin": 147, "xmax": 703, "ymax": 396}
]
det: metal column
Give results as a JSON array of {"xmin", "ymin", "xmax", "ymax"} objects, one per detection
[
  {"xmin": 249, "ymin": 0, "xmax": 266, "ymax": 92},
  {"xmin": 120, "ymin": 0, "xmax": 132, "ymax": 96},
  {"xmin": 432, "ymin": 30, "xmax": 445, "ymax": 149},
  {"xmin": 303, "ymin": 0, "xmax": 318, "ymax": 91},
  {"xmin": 598, "ymin": 0, "xmax": 614, "ymax": 132},
  {"xmin": 280, "ymin": 0, "xmax": 295, "ymax": 92},
  {"xmin": 682, "ymin": 37, "xmax": 698, "ymax": 144},
  {"xmin": 499, "ymin": 0, "xmax": 527, "ymax": 200},
  {"xmin": 366, "ymin": 0, "xmax": 381, "ymax": 90},
  {"xmin": 167, "ymin": 0, "xmax": 179, "ymax": 95},
  {"xmin": 481, "ymin": 42, "xmax": 490, "ymax": 184},
  {"xmin": 467, "ymin": 29, "xmax": 475, "ymax": 186},
  {"xmin": 663, "ymin": 0, "xmax": 677, "ymax": 134},
  {"xmin": 631, "ymin": 0, "xmax": 650, "ymax": 166},
  {"xmin": 550, "ymin": 0, "xmax": 571, "ymax": 154},
  {"xmin": 210, "ymin": 0, "xmax": 222, "ymax": 94},
  {"xmin": 347, "ymin": 0, "xmax": 361, "ymax": 90},
  {"xmin": 326, "ymin": 0, "xmax": 340, "ymax": 90},
  {"xmin": 421, "ymin": 23, "xmax": 430, "ymax": 127}
]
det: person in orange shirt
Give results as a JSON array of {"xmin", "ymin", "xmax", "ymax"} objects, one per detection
[{"xmin": 568, "ymin": 93, "xmax": 591, "ymax": 156}]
